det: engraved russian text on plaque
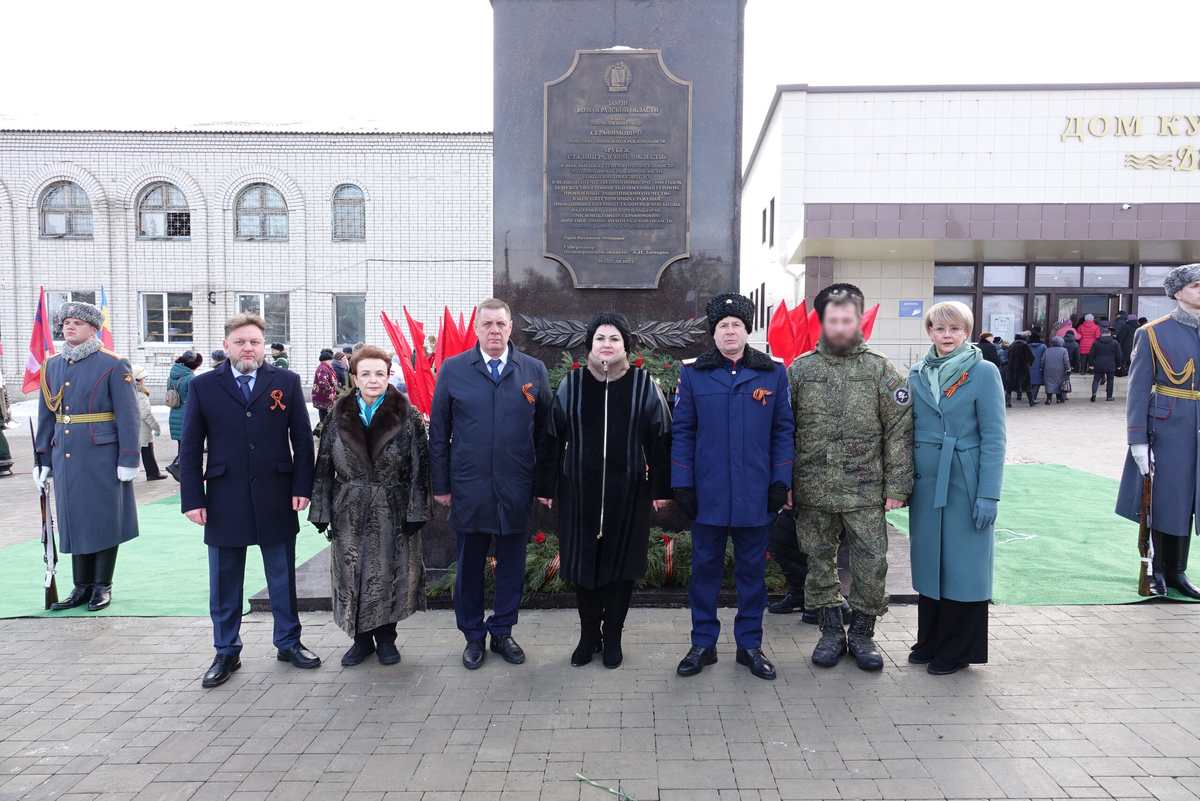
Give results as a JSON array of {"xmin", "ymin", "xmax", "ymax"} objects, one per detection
[{"xmin": 544, "ymin": 50, "xmax": 692, "ymax": 289}]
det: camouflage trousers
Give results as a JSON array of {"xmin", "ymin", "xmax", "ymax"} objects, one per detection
[{"xmin": 794, "ymin": 505, "xmax": 889, "ymax": 617}]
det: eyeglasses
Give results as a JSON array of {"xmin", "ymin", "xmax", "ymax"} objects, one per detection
[{"xmin": 931, "ymin": 326, "xmax": 966, "ymax": 335}]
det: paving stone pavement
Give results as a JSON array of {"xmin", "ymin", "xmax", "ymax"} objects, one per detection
[{"xmin": 2, "ymin": 602, "xmax": 1199, "ymax": 801}]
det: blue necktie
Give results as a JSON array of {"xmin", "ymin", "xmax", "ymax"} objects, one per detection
[
  {"xmin": 488, "ymin": 359, "xmax": 501, "ymax": 383},
  {"xmin": 237, "ymin": 374, "xmax": 252, "ymax": 403}
]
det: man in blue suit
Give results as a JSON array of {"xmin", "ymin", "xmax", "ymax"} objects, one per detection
[
  {"xmin": 180, "ymin": 313, "xmax": 318, "ymax": 687},
  {"xmin": 672, "ymin": 293, "xmax": 795, "ymax": 680},
  {"xmin": 429, "ymin": 299, "xmax": 552, "ymax": 670}
]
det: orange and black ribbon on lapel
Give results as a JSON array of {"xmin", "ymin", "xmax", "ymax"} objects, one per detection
[
  {"xmin": 270, "ymin": 390, "xmax": 286, "ymax": 410},
  {"xmin": 522, "ymin": 383, "xmax": 535, "ymax": 403},
  {"xmin": 752, "ymin": 388, "xmax": 773, "ymax": 406},
  {"xmin": 943, "ymin": 372, "xmax": 970, "ymax": 399}
]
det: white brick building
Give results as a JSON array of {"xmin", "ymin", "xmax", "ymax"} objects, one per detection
[{"xmin": 0, "ymin": 130, "xmax": 492, "ymax": 395}]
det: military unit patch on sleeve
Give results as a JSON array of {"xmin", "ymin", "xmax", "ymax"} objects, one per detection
[
  {"xmin": 124, "ymin": 373, "xmax": 132, "ymax": 383},
  {"xmin": 886, "ymin": 377, "xmax": 898, "ymax": 390},
  {"xmin": 893, "ymin": 387, "xmax": 911, "ymax": 407}
]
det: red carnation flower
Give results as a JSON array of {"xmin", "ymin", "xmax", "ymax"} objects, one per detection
[
  {"xmin": 765, "ymin": 551, "xmax": 771, "ymax": 559},
  {"xmin": 572, "ymin": 362, "xmax": 580, "ymax": 369},
  {"xmin": 535, "ymin": 532, "xmax": 546, "ymax": 544},
  {"xmin": 662, "ymin": 534, "xmax": 670, "ymax": 544},
  {"xmin": 634, "ymin": 357, "xmax": 644, "ymax": 368}
]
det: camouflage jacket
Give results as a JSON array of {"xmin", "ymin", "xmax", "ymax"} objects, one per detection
[{"xmin": 787, "ymin": 340, "xmax": 914, "ymax": 511}]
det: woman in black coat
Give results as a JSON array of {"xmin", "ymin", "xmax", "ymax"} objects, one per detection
[
  {"xmin": 536, "ymin": 312, "xmax": 673, "ymax": 669},
  {"xmin": 977, "ymin": 333, "xmax": 1003, "ymax": 372},
  {"xmin": 1005, "ymin": 335, "xmax": 1035, "ymax": 408}
]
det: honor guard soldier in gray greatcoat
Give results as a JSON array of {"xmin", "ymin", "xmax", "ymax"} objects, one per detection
[
  {"xmin": 34, "ymin": 301, "xmax": 141, "ymax": 611},
  {"xmin": 1117, "ymin": 263, "xmax": 1200, "ymax": 598}
]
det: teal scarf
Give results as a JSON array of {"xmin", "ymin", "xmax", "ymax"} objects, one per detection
[
  {"xmin": 915, "ymin": 343, "xmax": 982, "ymax": 406},
  {"xmin": 356, "ymin": 391, "xmax": 385, "ymax": 426}
]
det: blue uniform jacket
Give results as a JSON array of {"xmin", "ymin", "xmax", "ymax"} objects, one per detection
[
  {"xmin": 429, "ymin": 344, "xmax": 552, "ymax": 535},
  {"xmin": 1116, "ymin": 314, "xmax": 1200, "ymax": 536},
  {"xmin": 179, "ymin": 361, "xmax": 315, "ymax": 548},
  {"xmin": 670, "ymin": 346, "xmax": 795, "ymax": 528}
]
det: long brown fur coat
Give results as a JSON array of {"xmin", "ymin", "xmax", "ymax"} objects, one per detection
[{"xmin": 309, "ymin": 387, "xmax": 434, "ymax": 637}]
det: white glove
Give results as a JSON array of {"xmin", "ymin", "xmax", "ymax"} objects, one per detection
[
  {"xmin": 33, "ymin": 466, "xmax": 51, "ymax": 490},
  {"xmin": 1131, "ymin": 443, "xmax": 1152, "ymax": 476},
  {"xmin": 117, "ymin": 466, "xmax": 139, "ymax": 482}
]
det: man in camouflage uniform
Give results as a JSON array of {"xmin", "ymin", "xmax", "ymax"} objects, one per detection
[{"xmin": 788, "ymin": 284, "xmax": 914, "ymax": 671}]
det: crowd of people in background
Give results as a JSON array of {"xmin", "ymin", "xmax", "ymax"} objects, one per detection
[{"xmin": 976, "ymin": 310, "xmax": 1146, "ymax": 408}]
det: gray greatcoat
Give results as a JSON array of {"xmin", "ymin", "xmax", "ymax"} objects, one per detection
[
  {"xmin": 1117, "ymin": 312, "xmax": 1200, "ymax": 537},
  {"xmin": 1042, "ymin": 341, "xmax": 1072, "ymax": 395},
  {"xmin": 35, "ymin": 348, "xmax": 141, "ymax": 554},
  {"xmin": 309, "ymin": 388, "xmax": 434, "ymax": 638}
]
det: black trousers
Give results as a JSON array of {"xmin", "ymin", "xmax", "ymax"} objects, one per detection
[
  {"xmin": 354, "ymin": 623, "xmax": 398, "ymax": 645},
  {"xmin": 1092, "ymin": 371, "xmax": 1115, "ymax": 399},
  {"xmin": 141, "ymin": 444, "xmax": 163, "ymax": 478},
  {"xmin": 912, "ymin": 594, "xmax": 989, "ymax": 665}
]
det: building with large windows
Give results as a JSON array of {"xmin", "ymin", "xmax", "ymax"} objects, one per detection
[
  {"xmin": 741, "ymin": 82, "xmax": 1200, "ymax": 365},
  {"xmin": 0, "ymin": 129, "xmax": 491, "ymax": 394}
]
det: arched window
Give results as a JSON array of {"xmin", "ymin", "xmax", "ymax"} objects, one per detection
[
  {"xmin": 40, "ymin": 182, "xmax": 93, "ymax": 238},
  {"xmin": 331, "ymin": 184, "xmax": 365, "ymax": 241},
  {"xmin": 138, "ymin": 182, "xmax": 191, "ymax": 239},
  {"xmin": 235, "ymin": 183, "xmax": 288, "ymax": 240}
]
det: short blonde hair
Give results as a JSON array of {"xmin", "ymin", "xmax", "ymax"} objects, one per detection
[
  {"xmin": 224, "ymin": 312, "xmax": 266, "ymax": 338},
  {"xmin": 924, "ymin": 301, "xmax": 974, "ymax": 333},
  {"xmin": 478, "ymin": 298, "xmax": 512, "ymax": 320}
]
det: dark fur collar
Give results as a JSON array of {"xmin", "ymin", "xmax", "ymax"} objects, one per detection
[
  {"xmin": 691, "ymin": 345, "xmax": 778, "ymax": 371},
  {"xmin": 334, "ymin": 387, "xmax": 410, "ymax": 480}
]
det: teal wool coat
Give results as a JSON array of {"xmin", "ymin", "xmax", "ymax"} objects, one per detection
[{"xmin": 907, "ymin": 359, "xmax": 1007, "ymax": 602}]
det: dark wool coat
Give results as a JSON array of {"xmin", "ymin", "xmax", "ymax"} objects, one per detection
[
  {"xmin": 167, "ymin": 363, "xmax": 194, "ymax": 441},
  {"xmin": 1042, "ymin": 345, "xmax": 1072, "ymax": 394},
  {"xmin": 1117, "ymin": 315, "xmax": 1200, "ymax": 537},
  {"xmin": 1117, "ymin": 322, "xmax": 1137, "ymax": 366},
  {"xmin": 35, "ymin": 349, "xmax": 141, "ymax": 554},
  {"xmin": 535, "ymin": 367, "xmax": 672, "ymax": 588},
  {"xmin": 429, "ymin": 344, "xmax": 552, "ymax": 535},
  {"xmin": 1006, "ymin": 340, "xmax": 1035, "ymax": 393},
  {"xmin": 1028, "ymin": 341, "xmax": 1047, "ymax": 385},
  {"xmin": 978, "ymin": 339, "xmax": 1002, "ymax": 372},
  {"xmin": 179, "ymin": 361, "xmax": 315, "ymax": 547},
  {"xmin": 1063, "ymin": 333, "xmax": 1082, "ymax": 372},
  {"xmin": 309, "ymin": 388, "xmax": 434, "ymax": 637},
  {"xmin": 1090, "ymin": 335, "xmax": 1123, "ymax": 373}
]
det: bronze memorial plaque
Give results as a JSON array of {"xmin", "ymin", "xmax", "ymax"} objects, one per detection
[{"xmin": 544, "ymin": 50, "xmax": 692, "ymax": 289}]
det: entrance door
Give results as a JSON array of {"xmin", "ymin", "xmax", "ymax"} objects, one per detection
[{"xmin": 1052, "ymin": 294, "xmax": 1111, "ymax": 325}]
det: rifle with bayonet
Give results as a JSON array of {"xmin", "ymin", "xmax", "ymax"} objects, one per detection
[
  {"xmin": 31, "ymin": 419, "xmax": 58, "ymax": 609},
  {"xmin": 1137, "ymin": 432, "xmax": 1154, "ymax": 597}
]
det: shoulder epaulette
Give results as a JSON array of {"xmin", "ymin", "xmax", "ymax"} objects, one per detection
[
  {"xmin": 681, "ymin": 357, "xmax": 697, "ymax": 366},
  {"xmin": 796, "ymin": 350, "xmax": 817, "ymax": 359},
  {"xmin": 770, "ymin": 355, "xmax": 786, "ymax": 365},
  {"xmin": 99, "ymin": 347, "xmax": 122, "ymax": 359},
  {"xmin": 1145, "ymin": 315, "xmax": 1171, "ymax": 328}
]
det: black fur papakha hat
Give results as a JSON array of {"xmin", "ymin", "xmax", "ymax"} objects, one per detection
[
  {"xmin": 706, "ymin": 293, "xmax": 755, "ymax": 334},
  {"xmin": 813, "ymin": 283, "xmax": 865, "ymax": 321}
]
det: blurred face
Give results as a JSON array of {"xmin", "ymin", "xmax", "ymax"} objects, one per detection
[
  {"xmin": 353, "ymin": 358, "xmax": 390, "ymax": 403},
  {"xmin": 590, "ymin": 325, "xmax": 626, "ymax": 363},
  {"xmin": 1176, "ymin": 281, "xmax": 1200, "ymax": 314},
  {"xmin": 820, "ymin": 302, "xmax": 862, "ymax": 354},
  {"xmin": 929, "ymin": 316, "xmax": 970, "ymax": 356},
  {"xmin": 714, "ymin": 317, "xmax": 748, "ymax": 359},
  {"xmin": 476, "ymin": 306, "xmax": 511, "ymax": 359},
  {"xmin": 61, "ymin": 317, "xmax": 97, "ymax": 347},
  {"xmin": 224, "ymin": 325, "xmax": 266, "ymax": 374}
]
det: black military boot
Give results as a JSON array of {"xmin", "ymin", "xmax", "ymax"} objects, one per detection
[
  {"xmin": 50, "ymin": 584, "xmax": 92, "ymax": 610},
  {"xmin": 768, "ymin": 592, "xmax": 804, "ymax": 615},
  {"xmin": 847, "ymin": 611, "xmax": 884, "ymax": 671},
  {"xmin": 1164, "ymin": 535, "xmax": 1200, "ymax": 599},
  {"xmin": 88, "ymin": 545, "xmax": 118, "ymax": 611},
  {"xmin": 811, "ymin": 606, "xmax": 847, "ymax": 667},
  {"xmin": 571, "ymin": 586, "xmax": 603, "ymax": 667},
  {"xmin": 1147, "ymin": 530, "xmax": 1168, "ymax": 596},
  {"xmin": 50, "ymin": 554, "xmax": 94, "ymax": 610}
]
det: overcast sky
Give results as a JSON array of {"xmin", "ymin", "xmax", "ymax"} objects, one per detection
[{"xmin": 2, "ymin": 0, "xmax": 1193, "ymax": 168}]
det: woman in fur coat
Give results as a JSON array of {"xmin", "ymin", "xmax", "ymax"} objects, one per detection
[
  {"xmin": 535, "ymin": 312, "xmax": 673, "ymax": 669},
  {"xmin": 309, "ymin": 345, "xmax": 434, "ymax": 667}
]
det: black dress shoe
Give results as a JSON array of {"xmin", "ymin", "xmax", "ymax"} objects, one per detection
[
  {"xmin": 463, "ymin": 639, "xmax": 486, "ymax": 670},
  {"xmin": 164, "ymin": 460, "xmax": 180, "ymax": 481},
  {"xmin": 50, "ymin": 584, "xmax": 92, "ymax": 610},
  {"xmin": 908, "ymin": 649, "xmax": 934, "ymax": 665},
  {"xmin": 87, "ymin": 584, "xmax": 112, "ymax": 612},
  {"xmin": 277, "ymin": 644, "xmax": 321, "ymax": 669},
  {"xmin": 341, "ymin": 641, "xmax": 375, "ymax": 666},
  {"xmin": 376, "ymin": 642, "xmax": 401, "ymax": 665},
  {"xmin": 202, "ymin": 654, "xmax": 241, "ymax": 687},
  {"xmin": 927, "ymin": 659, "xmax": 968, "ymax": 676},
  {"xmin": 768, "ymin": 592, "xmax": 804, "ymax": 614},
  {"xmin": 676, "ymin": 645, "xmax": 718, "ymax": 676},
  {"xmin": 490, "ymin": 634, "xmax": 526, "ymax": 664},
  {"xmin": 146, "ymin": 474, "xmax": 168, "ymax": 481},
  {"xmin": 736, "ymin": 648, "xmax": 776, "ymax": 680}
]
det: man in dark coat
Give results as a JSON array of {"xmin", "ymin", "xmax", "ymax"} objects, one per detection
[
  {"xmin": 977, "ymin": 334, "xmax": 1003, "ymax": 373},
  {"xmin": 1116, "ymin": 314, "xmax": 1138, "ymax": 369},
  {"xmin": 1118, "ymin": 264, "xmax": 1200, "ymax": 599},
  {"xmin": 1089, "ymin": 329, "xmax": 1123, "ymax": 402},
  {"xmin": 35, "ymin": 301, "xmax": 141, "ymax": 612},
  {"xmin": 1063, "ymin": 331, "xmax": 1082, "ymax": 373},
  {"xmin": 180, "ymin": 313, "xmax": 318, "ymax": 687},
  {"xmin": 1005, "ymin": 336, "xmax": 1035, "ymax": 407},
  {"xmin": 429, "ymin": 299, "xmax": 552, "ymax": 670},
  {"xmin": 672, "ymin": 293, "xmax": 795, "ymax": 681}
]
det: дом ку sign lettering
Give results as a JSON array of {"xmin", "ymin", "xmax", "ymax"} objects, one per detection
[{"xmin": 544, "ymin": 50, "xmax": 691, "ymax": 289}]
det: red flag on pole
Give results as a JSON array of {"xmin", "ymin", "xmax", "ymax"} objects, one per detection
[
  {"xmin": 460, "ymin": 307, "xmax": 478, "ymax": 350},
  {"xmin": 403, "ymin": 307, "xmax": 436, "ymax": 412},
  {"xmin": 790, "ymin": 300, "xmax": 812, "ymax": 355},
  {"xmin": 860, "ymin": 303, "xmax": 880, "ymax": 342},
  {"xmin": 380, "ymin": 311, "xmax": 427, "ymax": 418},
  {"xmin": 98, "ymin": 285, "xmax": 114, "ymax": 351},
  {"xmin": 23, "ymin": 287, "xmax": 57, "ymax": 394},
  {"xmin": 767, "ymin": 299, "xmax": 795, "ymax": 365}
]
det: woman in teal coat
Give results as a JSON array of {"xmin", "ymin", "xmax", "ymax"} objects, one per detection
[
  {"xmin": 165, "ymin": 351, "xmax": 201, "ymax": 479},
  {"xmin": 907, "ymin": 301, "xmax": 1006, "ymax": 675}
]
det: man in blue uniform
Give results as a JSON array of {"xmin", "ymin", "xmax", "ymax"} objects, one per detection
[
  {"xmin": 672, "ymin": 293, "xmax": 795, "ymax": 680},
  {"xmin": 1117, "ymin": 263, "xmax": 1200, "ymax": 598},
  {"xmin": 35, "ymin": 301, "xmax": 141, "ymax": 612}
]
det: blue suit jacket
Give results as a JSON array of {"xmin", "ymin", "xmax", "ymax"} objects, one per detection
[
  {"xmin": 179, "ymin": 360, "xmax": 315, "ymax": 547},
  {"xmin": 429, "ymin": 344, "xmax": 552, "ymax": 535},
  {"xmin": 670, "ymin": 347, "xmax": 795, "ymax": 528}
]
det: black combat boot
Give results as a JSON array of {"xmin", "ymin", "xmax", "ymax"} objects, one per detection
[
  {"xmin": 1164, "ymin": 535, "xmax": 1200, "ymax": 599},
  {"xmin": 847, "ymin": 611, "xmax": 884, "ymax": 671},
  {"xmin": 811, "ymin": 606, "xmax": 847, "ymax": 667},
  {"xmin": 571, "ymin": 586, "xmax": 603, "ymax": 666},
  {"xmin": 1147, "ymin": 530, "xmax": 1168, "ymax": 596},
  {"xmin": 50, "ymin": 554, "xmax": 94, "ymax": 610}
]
